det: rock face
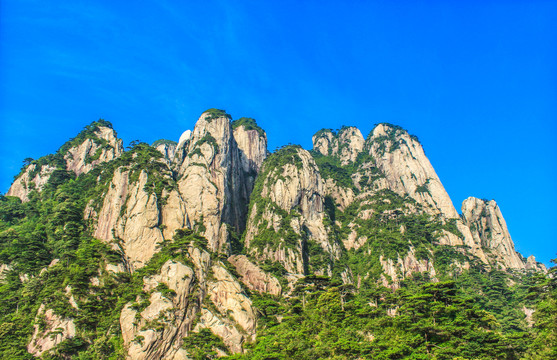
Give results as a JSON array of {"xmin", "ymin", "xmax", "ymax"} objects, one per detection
[
  {"xmin": 244, "ymin": 146, "xmax": 339, "ymax": 275},
  {"xmin": 526, "ymin": 255, "xmax": 546, "ymax": 272},
  {"xmin": 90, "ymin": 111, "xmax": 267, "ymax": 268},
  {"xmin": 121, "ymin": 260, "xmax": 196, "ymax": 360},
  {"xmin": 64, "ymin": 125, "xmax": 123, "ymax": 176},
  {"xmin": 367, "ymin": 124, "xmax": 459, "ymax": 219},
  {"xmin": 121, "ymin": 252, "xmax": 257, "ymax": 359},
  {"xmin": 323, "ymin": 178, "xmax": 355, "ymax": 211},
  {"xmin": 27, "ymin": 304, "xmax": 77, "ymax": 357},
  {"xmin": 233, "ymin": 122, "xmax": 268, "ymax": 198},
  {"xmin": 175, "ymin": 111, "xmax": 267, "ymax": 253},
  {"xmin": 312, "ymin": 126, "xmax": 365, "ymax": 165},
  {"xmin": 7, "ymin": 122, "xmax": 123, "ymax": 202},
  {"xmin": 229, "ymin": 255, "xmax": 282, "ymax": 296},
  {"xmin": 380, "ymin": 248, "xmax": 437, "ymax": 288},
  {"xmin": 94, "ymin": 169, "xmax": 165, "ymax": 271},
  {"xmin": 233, "ymin": 123, "xmax": 267, "ymax": 174},
  {"xmin": 462, "ymin": 197, "xmax": 534, "ymax": 270},
  {"xmin": 6, "ymin": 164, "xmax": 56, "ymax": 202},
  {"xmin": 153, "ymin": 140, "xmax": 178, "ymax": 162}
]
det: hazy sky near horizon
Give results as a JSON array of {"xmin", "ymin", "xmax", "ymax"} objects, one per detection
[{"xmin": 1, "ymin": 0, "xmax": 556, "ymax": 265}]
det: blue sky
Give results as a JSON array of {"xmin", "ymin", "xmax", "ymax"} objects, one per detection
[{"xmin": 1, "ymin": 0, "xmax": 555, "ymax": 265}]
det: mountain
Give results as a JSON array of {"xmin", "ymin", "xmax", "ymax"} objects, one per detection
[{"xmin": 0, "ymin": 110, "xmax": 553, "ymax": 359}]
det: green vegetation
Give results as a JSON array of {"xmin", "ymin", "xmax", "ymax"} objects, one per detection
[
  {"xmin": 232, "ymin": 117, "xmax": 265, "ymax": 137},
  {"xmin": 203, "ymin": 108, "xmax": 231, "ymax": 122},
  {"xmin": 523, "ymin": 259, "xmax": 557, "ymax": 359},
  {"xmin": 312, "ymin": 153, "xmax": 356, "ymax": 190},
  {"xmin": 225, "ymin": 276, "xmax": 538, "ymax": 360},
  {"xmin": 310, "ymin": 138, "xmax": 380, "ymax": 193},
  {"xmin": 152, "ymin": 139, "xmax": 178, "ymax": 147},
  {"xmin": 415, "ymin": 179, "xmax": 430, "ymax": 194},
  {"xmin": 58, "ymin": 119, "xmax": 114, "ymax": 156},
  {"xmin": 183, "ymin": 328, "xmax": 228, "ymax": 360},
  {"xmin": 189, "ymin": 134, "xmax": 219, "ymax": 158},
  {"xmin": 1, "ymin": 119, "xmax": 553, "ymax": 360}
]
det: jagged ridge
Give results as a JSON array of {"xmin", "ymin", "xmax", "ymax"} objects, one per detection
[{"xmin": 1, "ymin": 112, "xmax": 548, "ymax": 359}]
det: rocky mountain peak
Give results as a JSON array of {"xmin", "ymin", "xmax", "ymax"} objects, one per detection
[
  {"xmin": 232, "ymin": 117, "xmax": 267, "ymax": 174},
  {"xmin": 312, "ymin": 126, "xmax": 365, "ymax": 165},
  {"xmin": 244, "ymin": 145, "xmax": 339, "ymax": 275},
  {"xmin": 152, "ymin": 139, "xmax": 178, "ymax": 162},
  {"xmin": 461, "ymin": 196, "xmax": 539, "ymax": 270},
  {"xmin": 366, "ymin": 123, "xmax": 459, "ymax": 219},
  {"xmin": 7, "ymin": 120, "xmax": 123, "ymax": 202},
  {"xmin": 171, "ymin": 110, "xmax": 267, "ymax": 253},
  {"xmin": 62, "ymin": 122, "xmax": 123, "ymax": 176}
]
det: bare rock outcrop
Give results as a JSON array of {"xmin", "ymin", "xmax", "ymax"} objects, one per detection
[
  {"xmin": 526, "ymin": 255, "xmax": 546, "ymax": 272},
  {"xmin": 90, "ymin": 110, "xmax": 267, "ymax": 270},
  {"xmin": 206, "ymin": 264, "xmax": 257, "ymax": 345},
  {"xmin": 8, "ymin": 122, "xmax": 123, "ymax": 202},
  {"xmin": 27, "ymin": 304, "xmax": 77, "ymax": 357},
  {"xmin": 94, "ymin": 169, "xmax": 164, "ymax": 270},
  {"xmin": 323, "ymin": 178, "xmax": 355, "ymax": 211},
  {"xmin": 171, "ymin": 130, "xmax": 192, "ymax": 170},
  {"xmin": 64, "ymin": 125, "xmax": 123, "ymax": 176},
  {"xmin": 120, "ymin": 260, "xmax": 197, "ymax": 360},
  {"xmin": 176, "ymin": 111, "xmax": 263, "ymax": 253},
  {"xmin": 6, "ymin": 164, "xmax": 55, "ymax": 202},
  {"xmin": 0, "ymin": 263, "xmax": 11, "ymax": 280},
  {"xmin": 160, "ymin": 188, "xmax": 189, "ymax": 240},
  {"xmin": 379, "ymin": 248, "xmax": 437, "ymax": 289},
  {"xmin": 462, "ymin": 197, "xmax": 529, "ymax": 270},
  {"xmin": 153, "ymin": 140, "xmax": 178, "ymax": 162},
  {"xmin": 312, "ymin": 126, "xmax": 365, "ymax": 165},
  {"xmin": 233, "ymin": 119, "xmax": 267, "ymax": 174},
  {"xmin": 244, "ymin": 146, "xmax": 339, "ymax": 275},
  {"xmin": 367, "ymin": 124, "xmax": 459, "ymax": 219},
  {"xmin": 229, "ymin": 255, "xmax": 282, "ymax": 296},
  {"xmin": 121, "ymin": 253, "xmax": 257, "ymax": 359}
]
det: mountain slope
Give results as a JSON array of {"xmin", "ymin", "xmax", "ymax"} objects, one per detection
[{"xmin": 0, "ymin": 111, "xmax": 551, "ymax": 359}]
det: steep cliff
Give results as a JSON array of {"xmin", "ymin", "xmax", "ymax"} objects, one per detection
[
  {"xmin": 89, "ymin": 110, "xmax": 267, "ymax": 269},
  {"xmin": 312, "ymin": 126, "xmax": 365, "ymax": 165},
  {"xmin": 461, "ymin": 197, "xmax": 545, "ymax": 271},
  {"xmin": 244, "ymin": 146, "xmax": 339, "ymax": 276},
  {"xmin": 366, "ymin": 124, "xmax": 459, "ymax": 219},
  {"xmin": 152, "ymin": 139, "xmax": 178, "ymax": 163},
  {"xmin": 120, "ymin": 242, "xmax": 257, "ymax": 359},
  {"xmin": 173, "ymin": 110, "xmax": 267, "ymax": 253},
  {"xmin": 6, "ymin": 164, "xmax": 56, "ymax": 202},
  {"xmin": 7, "ymin": 120, "xmax": 123, "ymax": 202}
]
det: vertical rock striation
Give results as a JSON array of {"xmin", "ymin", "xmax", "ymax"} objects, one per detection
[
  {"xmin": 7, "ymin": 122, "xmax": 123, "ymax": 202},
  {"xmin": 244, "ymin": 146, "xmax": 339, "ymax": 275},
  {"xmin": 312, "ymin": 126, "xmax": 365, "ymax": 165},
  {"xmin": 94, "ymin": 169, "xmax": 165, "ymax": 271},
  {"xmin": 64, "ymin": 125, "xmax": 123, "ymax": 176},
  {"xmin": 6, "ymin": 164, "xmax": 56, "ymax": 202},
  {"xmin": 120, "ymin": 250, "xmax": 257, "ymax": 359},
  {"xmin": 461, "ymin": 197, "xmax": 543, "ymax": 270},
  {"xmin": 174, "ymin": 111, "xmax": 267, "ymax": 253},
  {"xmin": 367, "ymin": 124, "xmax": 459, "ymax": 219}
]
